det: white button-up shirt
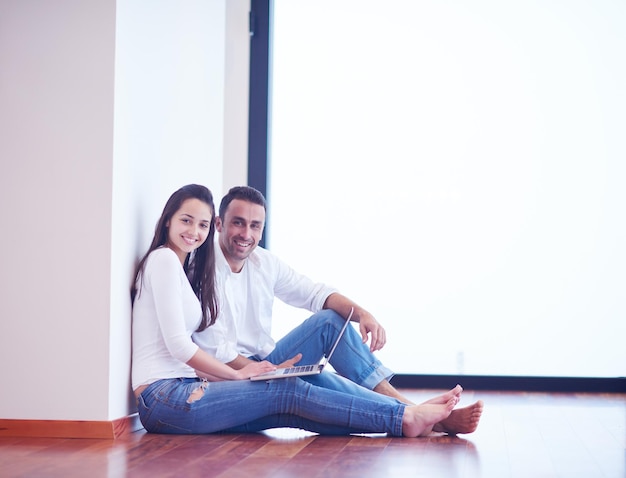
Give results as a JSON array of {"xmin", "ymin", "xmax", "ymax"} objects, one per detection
[{"xmin": 193, "ymin": 242, "xmax": 337, "ymax": 362}]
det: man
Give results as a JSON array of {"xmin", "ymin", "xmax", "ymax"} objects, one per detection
[{"xmin": 194, "ymin": 186, "xmax": 482, "ymax": 434}]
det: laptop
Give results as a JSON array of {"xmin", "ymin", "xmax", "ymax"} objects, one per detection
[{"xmin": 250, "ymin": 307, "xmax": 354, "ymax": 381}]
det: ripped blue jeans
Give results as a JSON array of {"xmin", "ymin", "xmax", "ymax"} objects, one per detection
[{"xmin": 137, "ymin": 376, "xmax": 406, "ymax": 436}]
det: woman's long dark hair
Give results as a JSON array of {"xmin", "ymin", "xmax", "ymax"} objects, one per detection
[{"xmin": 131, "ymin": 184, "xmax": 219, "ymax": 332}]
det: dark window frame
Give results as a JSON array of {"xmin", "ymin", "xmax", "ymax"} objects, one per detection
[{"xmin": 248, "ymin": 0, "xmax": 271, "ymax": 248}]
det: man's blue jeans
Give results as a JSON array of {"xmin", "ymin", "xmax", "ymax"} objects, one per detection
[{"xmin": 260, "ymin": 309, "xmax": 395, "ymax": 393}]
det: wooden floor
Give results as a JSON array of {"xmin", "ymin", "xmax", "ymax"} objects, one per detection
[{"xmin": 1, "ymin": 389, "xmax": 624, "ymax": 478}]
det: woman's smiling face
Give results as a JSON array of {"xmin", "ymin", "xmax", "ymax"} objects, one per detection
[{"xmin": 166, "ymin": 198, "xmax": 213, "ymax": 264}]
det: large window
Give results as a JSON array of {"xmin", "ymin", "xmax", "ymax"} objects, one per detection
[{"xmin": 263, "ymin": 0, "xmax": 626, "ymax": 377}]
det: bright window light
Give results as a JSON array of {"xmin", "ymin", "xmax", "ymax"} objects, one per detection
[{"xmin": 267, "ymin": 0, "xmax": 626, "ymax": 377}]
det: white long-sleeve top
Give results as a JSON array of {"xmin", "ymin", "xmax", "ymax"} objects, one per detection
[
  {"xmin": 193, "ymin": 243, "xmax": 337, "ymax": 363},
  {"xmin": 131, "ymin": 247, "xmax": 201, "ymax": 390}
]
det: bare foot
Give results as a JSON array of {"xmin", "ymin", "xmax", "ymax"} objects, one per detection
[
  {"xmin": 419, "ymin": 385, "xmax": 463, "ymax": 406},
  {"xmin": 433, "ymin": 400, "xmax": 484, "ymax": 435},
  {"xmin": 373, "ymin": 379, "xmax": 417, "ymax": 404},
  {"xmin": 402, "ymin": 397, "xmax": 458, "ymax": 437}
]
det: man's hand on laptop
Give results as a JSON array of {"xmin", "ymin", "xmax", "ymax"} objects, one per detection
[{"xmin": 277, "ymin": 353, "xmax": 303, "ymax": 369}]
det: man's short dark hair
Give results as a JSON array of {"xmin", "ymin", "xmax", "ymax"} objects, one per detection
[{"xmin": 219, "ymin": 186, "xmax": 267, "ymax": 218}]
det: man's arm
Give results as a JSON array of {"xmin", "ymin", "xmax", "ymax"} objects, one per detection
[{"xmin": 323, "ymin": 292, "xmax": 387, "ymax": 352}]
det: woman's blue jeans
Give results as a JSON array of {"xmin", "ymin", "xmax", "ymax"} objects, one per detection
[
  {"xmin": 137, "ymin": 376, "xmax": 405, "ymax": 436},
  {"xmin": 260, "ymin": 309, "xmax": 395, "ymax": 392}
]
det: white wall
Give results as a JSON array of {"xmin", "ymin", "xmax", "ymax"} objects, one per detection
[
  {"xmin": 223, "ymin": 0, "xmax": 251, "ymax": 189},
  {"xmin": 0, "ymin": 0, "xmax": 250, "ymax": 422},
  {"xmin": 0, "ymin": 0, "xmax": 117, "ymax": 421}
]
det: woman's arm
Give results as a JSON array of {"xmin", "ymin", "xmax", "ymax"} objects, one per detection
[
  {"xmin": 187, "ymin": 348, "xmax": 276, "ymax": 381},
  {"xmin": 147, "ymin": 249, "xmax": 275, "ymax": 380}
]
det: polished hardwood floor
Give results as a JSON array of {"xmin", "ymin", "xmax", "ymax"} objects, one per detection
[{"xmin": 1, "ymin": 389, "xmax": 624, "ymax": 477}]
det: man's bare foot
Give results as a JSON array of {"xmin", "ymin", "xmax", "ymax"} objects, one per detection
[
  {"xmin": 432, "ymin": 400, "xmax": 484, "ymax": 435},
  {"xmin": 402, "ymin": 397, "xmax": 458, "ymax": 437},
  {"xmin": 419, "ymin": 385, "xmax": 463, "ymax": 406},
  {"xmin": 373, "ymin": 379, "xmax": 417, "ymax": 404}
]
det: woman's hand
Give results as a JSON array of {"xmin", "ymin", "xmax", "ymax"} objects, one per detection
[
  {"xmin": 189, "ymin": 349, "xmax": 275, "ymax": 381},
  {"xmin": 235, "ymin": 360, "xmax": 277, "ymax": 380}
]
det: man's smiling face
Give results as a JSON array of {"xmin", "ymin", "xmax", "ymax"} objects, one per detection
[{"xmin": 216, "ymin": 199, "xmax": 266, "ymax": 272}]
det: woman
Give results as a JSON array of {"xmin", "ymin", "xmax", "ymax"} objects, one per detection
[{"xmin": 132, "ymin": 184, "xmax": 460, "ymax": 436}]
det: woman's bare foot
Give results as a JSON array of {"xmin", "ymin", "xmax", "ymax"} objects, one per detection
[
  {"xmin": 402, "ymin": 397, "xmax": 458, "ymax": 437},
  {"xmin": 432, "ymin": 400, "xmax": 484, "ymax": 435}
]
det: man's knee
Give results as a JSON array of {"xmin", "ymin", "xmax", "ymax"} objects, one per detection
[{"xmin": 308, "ymin": 309, "xmax": 343, "ymax": 327}]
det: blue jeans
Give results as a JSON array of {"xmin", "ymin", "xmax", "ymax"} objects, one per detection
[
  {"xmin": 137, "ymin": 377, "xmax": 406, "ymax": 436},
  {"xmin": 260, "ymin": 310, "xmax": 394, "ymax": 392}
]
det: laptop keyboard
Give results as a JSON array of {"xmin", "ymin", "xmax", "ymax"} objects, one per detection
[{"xmin": 283, "ymin": 365, "xmax": 316, "ymax": 374}]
